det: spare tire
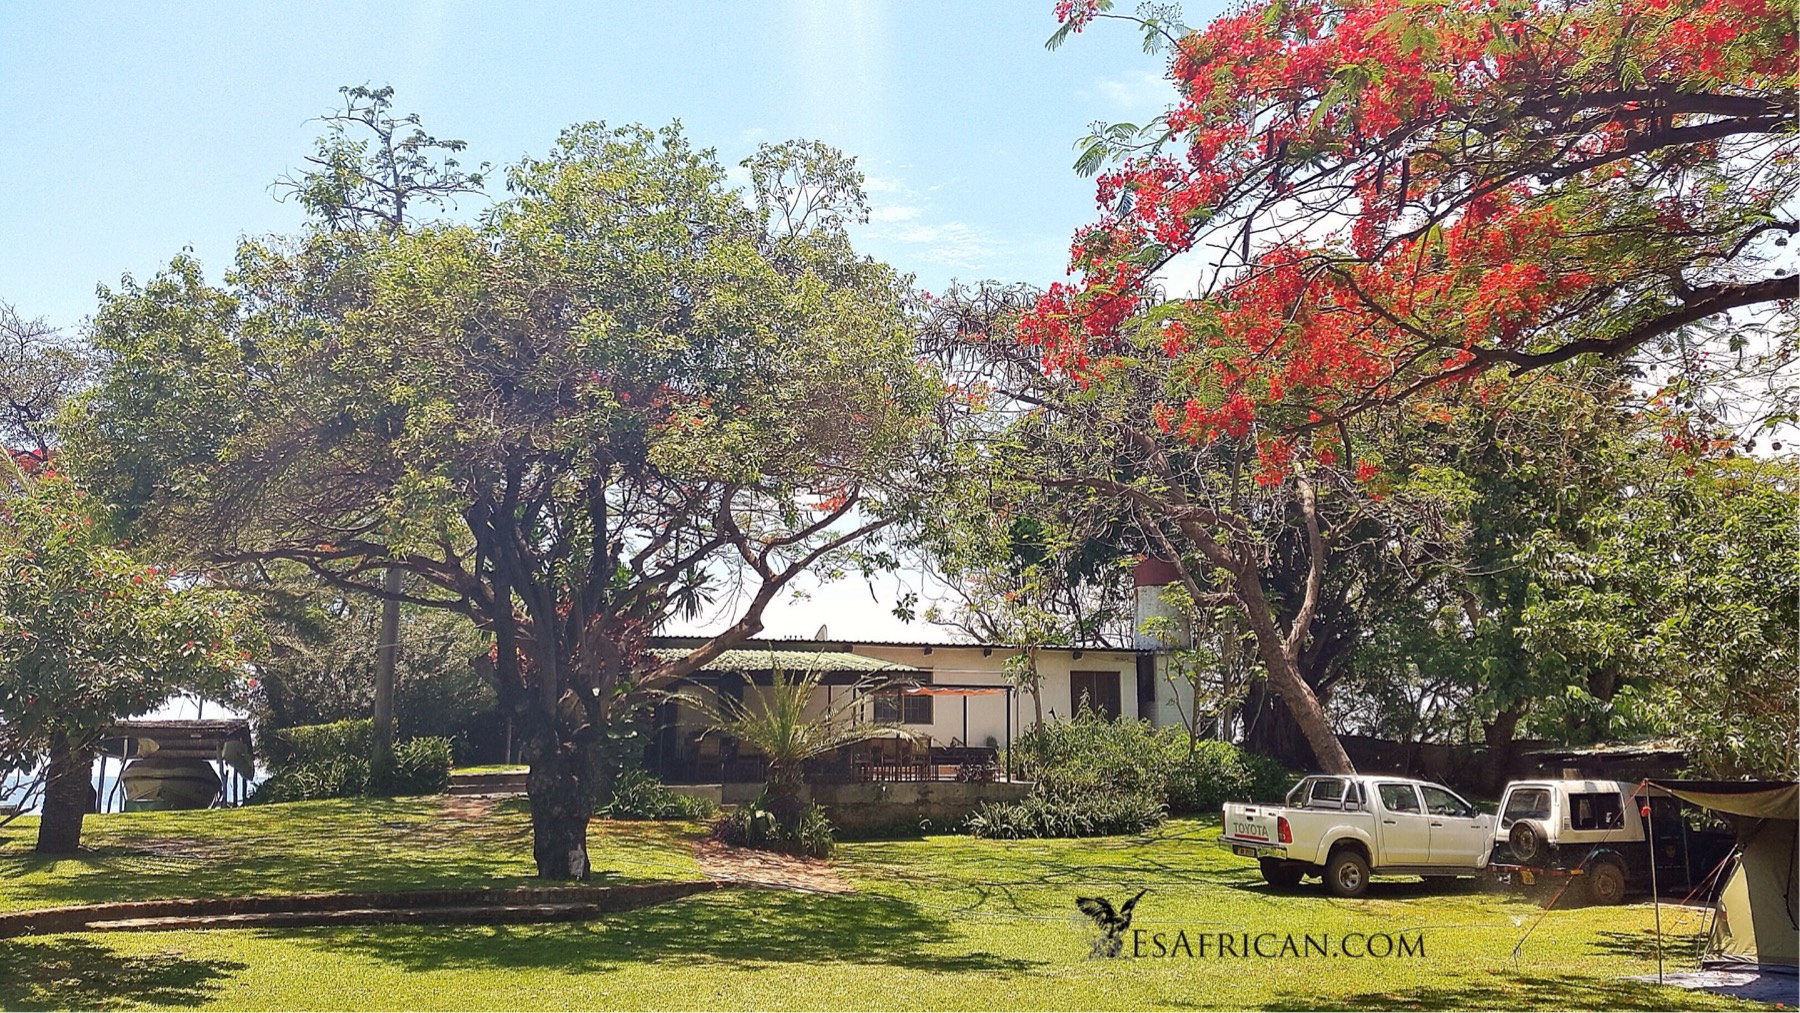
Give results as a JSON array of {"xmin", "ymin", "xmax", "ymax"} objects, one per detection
[{"xmin": 1508, "ymin": 819, "xmax": 1549, "ymax": 865}]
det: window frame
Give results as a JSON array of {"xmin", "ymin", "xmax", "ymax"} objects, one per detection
[
  {"xmin": 1069, "ymin": 669, "xmax": 1123, "ymax": 721},
  {"xmin": 1378, "ymin": 782, "xmax": 1424, "ymax": 814}
]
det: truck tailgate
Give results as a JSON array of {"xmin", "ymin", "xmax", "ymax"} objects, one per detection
[{"xmin": 1222, "ymin": 802, "xmax": 1280, "ymax": 845}]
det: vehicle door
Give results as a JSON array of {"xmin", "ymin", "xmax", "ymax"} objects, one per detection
[
  {"xmin": 1373, "ymin": 782, "xmax": 1431, "ymax": 865},
  {"xmin": 1420, "ymin": 784, "xmax": 1491, "ymax": 866}
]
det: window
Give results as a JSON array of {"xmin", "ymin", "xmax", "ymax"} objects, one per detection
[
  {"xmin": 1379, "ymin": 783, "xmax": 1422, "ymax": 814},
  {"xmin": 872, "ymin": 675, "xmax": 934, "ymax": 725},
  {"xmin": 1070, "ymin": 671, "xmax": 1122, "ymax": 720},
  {"xmin": 1568, "ymin": 791, "xmax": 1624, "ymax": 830},
  {"xmin": 901, "ymin": 689, "xmax": 933, "ymax": 726},
  {"xmin": 1419, "ymin": 785, "xmax": 1474, "ymax": 818},
  {"xmin": 871, "ymin": 692, "xmax": 899, "ymax": 723},
  {"xmin": 1500, "ymin": 788, "xmax": 1552, "ymax": 829}
]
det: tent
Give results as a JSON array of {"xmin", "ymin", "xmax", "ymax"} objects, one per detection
[{"xmin": 1643, "ymin": 779, "xmax": 1798, "ymax": 973}]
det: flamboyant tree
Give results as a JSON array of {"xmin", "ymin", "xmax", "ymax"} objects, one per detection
[
  {"xmin": 68, "ymin": 123, "xmax": 938, "ymax": 879},
  {"xmin": 1031, "ymin": 0, "xmax": 1796, "ymax": 448},
  {"xmin": 0, "ymin": 458, "xmax": 258, "ymax": 853},
  {"xmin": 979, "ymin": 0, "xmax": 1794, "ymax": 770},
  {"xmin": 930, "ymin": 282, "xmax": 1469, "ymax": 773}
]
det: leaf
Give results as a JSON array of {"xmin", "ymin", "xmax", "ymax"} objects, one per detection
[{"xmin": 1074, "ymin": 140, "xmax": 1111, "ymax": 177}]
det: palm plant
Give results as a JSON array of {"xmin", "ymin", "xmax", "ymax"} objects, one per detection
[{"xmin": 698, "ymin": 659, "xmax": 919, "ymax": 825}]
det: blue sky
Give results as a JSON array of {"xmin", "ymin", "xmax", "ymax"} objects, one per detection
[
  {"xmin": 0, "ymin": 1, "xmax": 1221, "ymax": 333},
  {"xmin": 0, "ymin": 1, "xmax": 1225, "ymax": 641}
]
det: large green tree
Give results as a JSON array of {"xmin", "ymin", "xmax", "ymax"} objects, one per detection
[
  {"xmin": 0, "ymin": 462, "xmax": 258, "ymax": 853},
  {"xmin": 68, "ymin": 124, "xmax": 937, "ymax": 878},
  {"xmin": 1518, "ymin": 453, "xmax": 1798, "ymax": 778}
]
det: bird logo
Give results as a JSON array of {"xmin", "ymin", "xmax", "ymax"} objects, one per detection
[{"xmin": 1075, "ymin": 889, "xmax": 1147, "ymax": 958}]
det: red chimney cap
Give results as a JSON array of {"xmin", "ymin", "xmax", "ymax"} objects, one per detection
[{"xmin": 1133, "ymin": 557, "xmax": 1181, "ymax": 587}]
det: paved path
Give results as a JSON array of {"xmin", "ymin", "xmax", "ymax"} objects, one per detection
[{"xmin": 692, "ymin": 839, "xmax": 853, "ymax": 894}]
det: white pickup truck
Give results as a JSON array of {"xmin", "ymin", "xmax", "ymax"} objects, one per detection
[{"xmin": 1221, "ymin": 774, "xmax": 1496, "ymax": 897}]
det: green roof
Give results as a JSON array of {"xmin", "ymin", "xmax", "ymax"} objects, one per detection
[{"xmin": 650, "ymin": 647, "xmax": 915, "ymax": 675}]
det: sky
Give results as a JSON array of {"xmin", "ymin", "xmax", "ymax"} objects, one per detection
[{"xmin": 0, "ymin": 1, "xmax": 1227, "ymax": 643}]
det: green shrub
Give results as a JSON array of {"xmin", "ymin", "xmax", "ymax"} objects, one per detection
[
  {"xmin": 967, "ymin": 713, "xmax": 1288, "ymax": 837},
  {"xmin": 379, "ymin": 736, "xmax": 453, "ymax": 796},
  {"xmin": 250, "ymin": 755, "xmax": 370, "ymax": 803},
  {"xmin": 1164, "ymin": 739, "xmax": 1293, "ymax": 815},
  {"xmin": 260, "ymin": 718, "xmax": 373, "ymax": 772},
  {"xmin": 710, "ymin": 790, "xmax": 835, "ymax": 858},
  {"xmin": 964, "ymin": 790, "xmax": 1166, "ymax": 839},
  {"xmin": 250, "ymin": 719, "xmax": 451, "ymax": 803},
  {"xmin": 599, "ymin": 768, "xmax": 718, "ymax": 821}
]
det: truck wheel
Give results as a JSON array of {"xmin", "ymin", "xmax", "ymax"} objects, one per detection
[
  {"xmin": 1324, "ymin": 849, "xmax": 1370, "ymax": 898},
  {"xmin": 1260, "ymin": 858, "xmax": 1303, "ymax": 888},
  {"xmin": 1585, "ymin": 858, "xmax": 1627, "ymax": 905}
]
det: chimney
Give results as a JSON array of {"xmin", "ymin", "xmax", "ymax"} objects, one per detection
[{"xmin": 1132, "ymin": 557, "xmax": 1191, "ymax": 650}]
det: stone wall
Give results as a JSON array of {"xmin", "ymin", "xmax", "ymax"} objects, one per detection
[{"xmin": 802, "ymin": 780, "xmax": 1033, "ymax": 837}]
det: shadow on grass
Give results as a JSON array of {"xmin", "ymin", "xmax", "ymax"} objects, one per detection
[
  {"xmin": 0, "ymin": 936, "xmax": 246, "ymax": 1010},
  {"xmin": 278, "ymin": 887, "xmax": 1040, "ymax": 975},
  {"xmin": 1227, "ymin": 877, "xmax": 1489, "ymax": 901},
  {"xmin": 1262, "ymin": 972, "xmax": 1752, "ymax": 1011},
  {"xmin": 1590, "ymin": 928, "xmax": 1709, "ymax": 962},
  {"xmin": 0, "ymin": 799, "xmax": 706, "ymax": 913}
]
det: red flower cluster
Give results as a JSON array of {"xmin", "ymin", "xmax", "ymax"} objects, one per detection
[{"xmin": 1018, "ymin": 0, "xmax": 1793, "ymax": 458}]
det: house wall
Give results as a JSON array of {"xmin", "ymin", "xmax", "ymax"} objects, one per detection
[{"xmin": 846, "ymin": 644, "xmax": 1141, "ymax": 748}]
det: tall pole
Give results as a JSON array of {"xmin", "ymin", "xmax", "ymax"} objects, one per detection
[
  {"xmin": 372, "ymin": 566, "xmax": 402, "ymax": 785},
  {"xmin": 1643, "ymin": 783, "xmax": 1664, "ymax": 985}
]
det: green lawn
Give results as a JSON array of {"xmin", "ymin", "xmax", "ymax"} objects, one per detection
[{"xmin": 0, "ymin": 804, "xmax": 1767, "ymax": 1011}]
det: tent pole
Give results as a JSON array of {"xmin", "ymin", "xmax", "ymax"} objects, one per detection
[{"xmin": 1641, "ymin": 779, "xmax": 1664, "ymax": 984}]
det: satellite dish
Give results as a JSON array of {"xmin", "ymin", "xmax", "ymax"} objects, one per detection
[{"xmin": 813, "ymin": 624, "xmax": 830, "ymax": 641}]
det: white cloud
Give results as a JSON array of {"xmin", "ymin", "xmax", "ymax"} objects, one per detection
[
  {"xmin": 1090, "ymin": 70, "xmax": 1172, "ymax": 113},
  {"xmin": 868, "ymin": 204, "xmax": 921, "ymax": 224},
  {"xmin": 859, "ymin": 173, "xmax": 1000, "ymax": 273}
]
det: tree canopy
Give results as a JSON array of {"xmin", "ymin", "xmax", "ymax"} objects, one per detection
[
  {"xmin": 68, "ymin": 119, "xmax": 939, "ymax": 877},
  {"xmin": 1029, "ymin": 0, "xmax": 1796, "ymax": 474},
  {"xmin": 0, "ymin": 462, "xmax": 258, "ymax": 852}
]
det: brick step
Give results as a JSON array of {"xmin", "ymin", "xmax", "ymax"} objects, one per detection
[
  {"xmin": 446, "ymin": 771, "xmax": 528, "ymax": 795},
  {"xmin": 0, "ymin": 880, "xmax": 730, "ymax": 937}
]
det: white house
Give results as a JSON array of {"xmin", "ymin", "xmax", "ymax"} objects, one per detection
[{"xmin": 644, "ymin": 556, "xmax": 1201, "ymax": 784}]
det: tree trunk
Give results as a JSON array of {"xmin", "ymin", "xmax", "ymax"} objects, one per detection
[
  {"xmin": 371, "ymin": 566, "xmax": 402, "ymax": 789},
  {"xmin": 763, "ymin": 763, "xmax": 806, "ymax": 830},
  {"xmin": 1481, "ymin": 704, "xmax": 1524, "ymax": 795},
  {"xmin": 1234, "ymin": 572, "xmax": 1355, "ymax": 774},
  {"xmin": 523, "ymin": 726, "xmax": 599, "ymax": 880},
  {"xmin": 36, "ymin": 732, "xmax": 95, "ymax": 855}
]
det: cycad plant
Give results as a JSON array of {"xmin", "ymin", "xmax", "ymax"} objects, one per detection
[{"xmin": 701, "ymin": 659, "xmax": 918, "ymax": 826}]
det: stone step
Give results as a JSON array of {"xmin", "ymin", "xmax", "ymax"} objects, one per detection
[{"xmin": 446, "ymin": 771, "xmax": 528, "ymax": 795}]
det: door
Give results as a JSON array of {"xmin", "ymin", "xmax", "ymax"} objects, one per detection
[
  {"xmin": 1420, "ymin": 784, "xmax": 1491, "ymax": 867},
  {"xmin": 1373, "ymin": 782, "xmax": 1431, "ymax": 865}
]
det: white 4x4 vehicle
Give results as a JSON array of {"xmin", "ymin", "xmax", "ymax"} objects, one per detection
[
  {"xmin": 1221, "ymin": 775, "xmax": 1496, "ymax": 898},
  {"xmin": 1487, "ymin": 778, "xmax": 1732, "ymax": 904}
]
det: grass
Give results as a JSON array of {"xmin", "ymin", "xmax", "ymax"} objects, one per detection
[
  {"xmin": 0, "ymin": 797, "xmax": 699, "ymax": 912},
  {"xmin": 0, "ymin": 806, "xmax": 1774, "ymax": 1011}
]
